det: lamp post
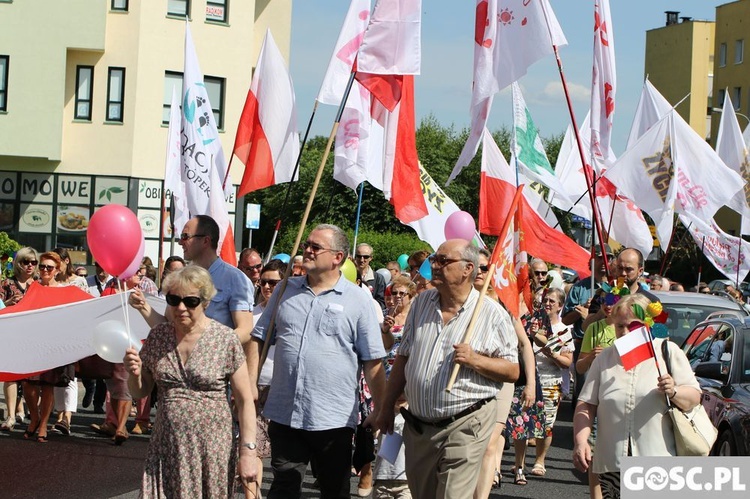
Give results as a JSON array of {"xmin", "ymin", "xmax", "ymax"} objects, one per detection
[{"xmin": 711, "ymin": 107, "xmax": 750, "ymax": 127}]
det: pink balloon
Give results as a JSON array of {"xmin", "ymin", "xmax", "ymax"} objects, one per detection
[
  {"xmin": 444, "ymin": 211, "xmax": 476, "ymax": 242},
  {"xmin": 87, "ymin": 205, "xmax": 143, "ymax": 276},
  {"xmin": 118, "ymin": 237, "xmax": 146, "ymax": 280}
]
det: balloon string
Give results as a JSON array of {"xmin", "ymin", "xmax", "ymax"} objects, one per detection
[{"xmin": 117, "ymin": 279, "xmax": 133, "ymax": 350}]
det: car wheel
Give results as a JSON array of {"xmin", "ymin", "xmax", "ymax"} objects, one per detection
[{"xmin": 715, "ymin": 429, "xmax": 736, "ymax": 456}]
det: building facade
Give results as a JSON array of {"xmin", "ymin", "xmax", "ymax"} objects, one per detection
[
  {"xmin": 644, "ymin": 12, "xmax": 715, "ymax": 139},
  {"xmin": 0, "ymin": 0, "xmax": 292, "ymax": 265}
]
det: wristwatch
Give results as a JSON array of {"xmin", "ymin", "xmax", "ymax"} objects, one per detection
[{"xmin": 242, "ymin": 442, "xmax": 258, "ymax": 451}]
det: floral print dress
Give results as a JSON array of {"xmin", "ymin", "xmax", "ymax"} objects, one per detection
[{"xmin": 139, "ymin": 320, "xmax": 245, "ymax": 498}]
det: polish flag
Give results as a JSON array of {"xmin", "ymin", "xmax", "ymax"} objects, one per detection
[
  {"xmin": 614, "ymin": 323, "xmax": 654, "ymax": 371},
  {"xmin": 235, "ymin": 29, "xmax": 300, "ymax": 197},
  {"xmin": 590, "ymin": 0, "xmax": 616, "ymax": 161}
]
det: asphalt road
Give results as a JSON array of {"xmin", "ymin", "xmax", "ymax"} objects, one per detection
[{"xmin": 0, "ymin": 388, "xmax": 589, "ymax": 498}]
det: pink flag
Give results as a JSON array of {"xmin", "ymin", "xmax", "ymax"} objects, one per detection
[
  {"xmin": 235, "ymin": 29, "xmax": 300, "ymax": 198},
  {"xmin": 614, "ymin": 324, "xmax": 654, "ymax": 371},
  {"xmin": 357, "ymin": 0, "xmax": 421, "ymax": 75},
  {"xmin": 317, "ymin": 0, "xmax": 371, "ymax": 106},
  {"xmin": 449, "ymin": 0, "xmax": 567, "ymax": 184},
  {"xmin": 590, "ymin": 0, "xmax": 616, "ymax": 161},
  {"xmin": 680, "ymin": 212, "xmax": 750, "ymax": 283}
]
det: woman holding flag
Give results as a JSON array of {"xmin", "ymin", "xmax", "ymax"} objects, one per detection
[{"xmin": 573, "ymin": 294, "xmax": 701, "ymax": 499}]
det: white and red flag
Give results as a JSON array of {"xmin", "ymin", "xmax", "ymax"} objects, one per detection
[
  {"xmin": 480, "ymin": 129, "xmax": 591, "ymax": 278},
  {"xmin": 163, "ymin": 85, "xmax": 188, "ymax": 239},
  {"xmin": 449, "ymin": 0, "xmax": 567, "ymax": 184},
  {"xmin": 317, "ymin": 0, "xmax": 371, "ymax": 106},
  {"xmin": 680, "ymin": 212, "xmax": 750, "ymax": 283},
  {"xmin": 605, "ymin": 110, "xmax": 744, "ymax": 247},
  {"xmin": 614, "ymin": 323, "xmax": 654, "ymax": 371},
  {"xmin": 357, "ymin": 0, "xmax": 421, "ymax": 75},
  {"xmin": 179, "ymin": 23, "xmax": 236, "ymax": 264},
  {"xmin": 234, "ymin": 29, "xmax": 300, "ymax": 198},
  {"xmin": 488, "ymin": 186, "xmax": 526, "ymax": 317},
  {"xmin": 590, "ymin": 0, "xmax": 616, "ymax": 160},
  {"xmin": 716, "ymin": 90, "xmax": 750, "ymax": 234},
  {"xmin": 353, "ymin": 0, "xmax": 427, "ymax": 224}
]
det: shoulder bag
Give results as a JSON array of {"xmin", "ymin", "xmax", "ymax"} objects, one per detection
[{"xmin": 661, "ymin": 340, "xmax": 718, "ymax": 456}]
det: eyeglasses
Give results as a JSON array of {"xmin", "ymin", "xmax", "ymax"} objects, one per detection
[
  {"xmin": 542, "ymin": 298, "xmax": 559, "ymax": 305},
  {"xmin": 242, "ymin": 263, "xmax": 263, "ymax": 272},
  {"xmin": 301, "ymin": 241, "xmax": 337, "ymax": 254},
  {"xmin": 38, "ymin": 264, "xmax": 56, "ymax": 272},
  {"xmin": 260, "ymin": 278, "xmax": 281, "ymax": 287},
  {"xmin": 21, "ymin": 259, "xmax": 38, "ymax": 266},
  {"xmin": 428, "ymin": 254, "xmax": 469, "ymax": 268},
  {"xmin": 355, "ymin": 254, "xmax": 372, "ymax": 260},
  {"xmin": 534, "ymin": 270, "xmax": 548, "ymax": 277},
  {"xmin": 165, "ymin": 294, "xmax": 202, "ymax": 309},
  {"xmin": 478, "ymin": 265, "xmax": 489, "ymax": 273},
  {"xmin": 179, "ymin": 233, "xmax": 205, "ymax": 242}
]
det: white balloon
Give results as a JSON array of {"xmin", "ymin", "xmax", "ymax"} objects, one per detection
[
  {"xmin": 92, "ymin": 320, "xmax": 140, "ymax": 364},
  {"xmin": 376, "ymin": 268, "xmax": 392, "ymax": 285}
]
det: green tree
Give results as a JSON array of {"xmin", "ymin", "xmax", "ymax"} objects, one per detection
[{"xmin": 0, "ymin": 232, "xmax": 21, "ymax": 279}]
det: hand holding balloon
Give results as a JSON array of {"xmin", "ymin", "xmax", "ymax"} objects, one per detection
[{"xmin": 124, "ymin": 347, "xmax": 142, "ymax": 376}]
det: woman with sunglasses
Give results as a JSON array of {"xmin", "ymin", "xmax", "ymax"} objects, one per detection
[
  {"xmin": 0, "ymin": 247, "xmax": 37, "ymax": 432},
  {"xmin": 381, "ymin": 275, "xmax": 416, "ymax": 377},
  {"xmin": 20, "ymin": 252, "xmax": 64, "ymax": 443},
  {"xmin": 252, "ymin": 259, "xmax": 287, "ymax": 497},
  {"xmin": 124, "ymin": 265, "xmax": 258, "ymax": 497}
]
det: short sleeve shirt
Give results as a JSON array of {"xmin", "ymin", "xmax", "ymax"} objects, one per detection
[
  {"xmin": 207, "ymin": 258, "xmax": 254, "ymax": 329},
  {"xmin": 252, "ymin": 274, "xmax": 386, "ymax": 431}
]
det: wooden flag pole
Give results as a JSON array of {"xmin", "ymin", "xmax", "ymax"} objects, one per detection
[
  {"xmin": 257, "ymin": 72, "xmax": 357, "ymax": 375},
  {"xmin": 446, "ymin": 186, "xmax": 524, "ymax": 392}
]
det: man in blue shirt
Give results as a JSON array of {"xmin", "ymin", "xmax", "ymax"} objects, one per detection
[{"xmin": 249, "ymin": 224, "xmax": 386, "ymax": 499}]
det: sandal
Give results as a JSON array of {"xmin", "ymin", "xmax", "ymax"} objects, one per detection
[
  {"xmin": 493, "ymin": 470, "xmax": 502, "ymax": 488},
  {"xmin": 530, "ymin": 463, "xmax": 547, "ymax": 476},
  {"xmin": 1, "ymin": 417, "xmax": 14, "ymax": 432},
  {"xmin": 23, "ymin": 421, "xmax": 40, "ymax": 440},
  {"xmin": 514, "ymin": 468, "xmax": 527, "ymax": 485},
  {"xmin": 36, "ymin": 434, "xmax": 49, "ymax": 443},
  {"xmin": 54, "ymin": 420, "xmax": 71, "ymax": 436}
]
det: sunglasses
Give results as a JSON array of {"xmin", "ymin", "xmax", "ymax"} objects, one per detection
[
  {"xmin": 428, "ymin": 254, "xmax": 468, "ymax": 268},
  {"xmin": 301, "ymin": 241, "xmax": 336, "ymax": 254},
  {"xmin": 38, "ymin": 264, "xmax": 56, "ymax": 272},
  {"xmin": 260, "ymin": 278, "xmax": 281, "ymax": 287},
  {"xmin": 355, "ymin": 254, "xmax": 372, "ymax": 259},
  {"xmin": 179, "ymin": 233, "xmax": 205, "ymax": 242},
  {"xmin": 392, "ymin": 290, "xmax": 408, "ymax": 297},
  {"xmin": 243, "ymin": 263, "xmax": 263, "ymax": 271},
  {"xmin": 478, "ymin": 265, "xmax": 489, "ymax": 273},
  {"xmin": 534, "ymin": 271, "xmax": 548, "ymax": 276},
  {"xmin": 165, "ymin": 294, "xmax": 202, "ymax": 308},
  {"xmin": 21, "ymin": 259, "xmax": 38, "ymax": 266}
]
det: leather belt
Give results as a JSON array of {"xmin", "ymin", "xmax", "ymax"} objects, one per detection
[{"xmin": 400, "ymin": 397, "xmax": 494, "ymax": 434}]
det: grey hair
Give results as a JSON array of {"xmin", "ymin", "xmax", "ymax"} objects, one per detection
[
  {"xmin": 546, "ymin": 287, "xmax": 567, "ymax": 306},
  {"xmin": 161, "ymin": 265, "xmax": 217, "ymax": 306},
  {"xmin": 356, "ymin": 243, "xmax": 373, "ymax": 254},
  {"xmin": 458, "ymin": 242, "xmax": 480, "ymax": 281},
  {"xmin": 312, "ymin": 224, "xmax": 350, "ymax": 262},
  {"xmin": 530, "ymin": 258, "xmax": 547, "ymax": 270}
]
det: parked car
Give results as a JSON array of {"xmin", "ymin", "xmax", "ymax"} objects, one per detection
[
  {"xmin": 651, "ymin": 291, "xmax": 748, "ymax": 344},
  {"xmin": 679, "ymin": 316, "xmax": 750, "ymax": 456}
]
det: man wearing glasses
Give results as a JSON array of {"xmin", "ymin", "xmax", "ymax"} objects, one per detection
[
  {"xmin": 238, "ymin": 248, "xmax": 263, "ymax": 288},
  {"xmin": 354, "ymin": 243, "xmax": 386, "ymax": 311},
  {"xmin": 377, "ymin": 239, "xmax": 519, "ymax": 498},
  {"xmin": 249, "ymin": 224, "xmax": 386, "ymax": 499},
  {"xmin": 530, "ymin": 258, "xmax": 550, "ymax": 292}
]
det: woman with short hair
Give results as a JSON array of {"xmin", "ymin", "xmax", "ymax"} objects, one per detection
[{"xmin": 124, "ymin": 265, "xmax": 258, "ymax": 497}]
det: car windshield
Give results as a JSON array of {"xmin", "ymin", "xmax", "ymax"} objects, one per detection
[{"xmin": 662, "ymin": 304, "xmax": 743, "ymax": 344}]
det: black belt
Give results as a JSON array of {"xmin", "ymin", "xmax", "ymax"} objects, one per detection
[{"xmin": 400, "ymin": 397, "xmax": 494, "ymax": 434}]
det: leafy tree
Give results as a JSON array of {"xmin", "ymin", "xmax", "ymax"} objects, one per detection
[{"xmin": 0, "ymin": 232, "xmax": 21, "ymax": 279}]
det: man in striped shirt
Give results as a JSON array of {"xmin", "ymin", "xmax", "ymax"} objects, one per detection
[{"xmin": 377, "ymin": 239, "xmax": 519, "ymax": 498}]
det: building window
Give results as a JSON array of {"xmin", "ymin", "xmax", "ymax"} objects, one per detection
[
  {"xmin": 168, "ymin": 0, "xmax": 190, "ymax": 17},
  {"xmin": 206, "ymin": 0, "xmax": 227, "ymax": 22},
  {"xmin": 718, "ymin": 88, "xmax": 726, "ymax": 108},
  {"xmin": 719, "ymin": 43, "xmax": 727, "ymax": 67},
  {"xmin": 0, "ymin": 56, "xmax": 8, "ymax": 112},
  {"xmin": 735, "ymin": 40, "xmax": 744, "ymax": 64},
  {"xmin": 733, "ymin": 87, "xmax": 742, "ymax": 111},
  {"xmin": 163, "ymin": 71, "xmax": 225, "ymax": 129},
  {"xmin": 106, "ymin": 67, "xmax": 125, "ymax": 122},
  {"xmin": 111, "ymin": 0, "xmax": 128, "ymax": 11},
  {"xmin": 75, "ymin": 66, "xmax": 94, "ymax": 120}
]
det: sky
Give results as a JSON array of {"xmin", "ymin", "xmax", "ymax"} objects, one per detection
[{"xmin": 288, "ymin": 0, "xmax": 721, "ymax": 157}]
